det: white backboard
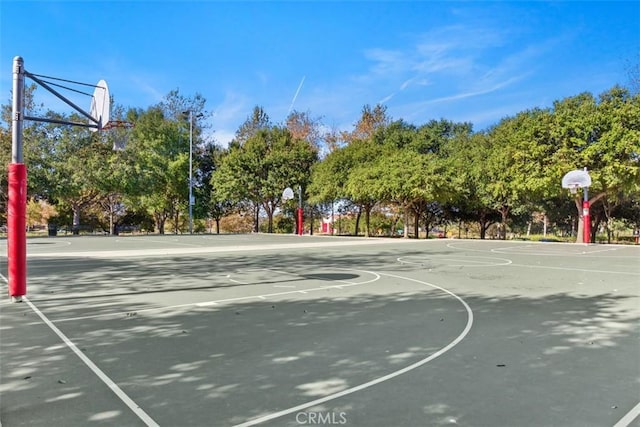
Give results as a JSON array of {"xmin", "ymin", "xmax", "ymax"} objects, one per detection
[
  {"xmin": 282, "ymin": 187, "xmax": 294, "ymax": 201},
  {"xmin": 89, "ymin": 80, "xmax": 110, "ymax": 131},
  {"xmin": 562, "ymin": 169, "xmax": 591, "ymax": 188}
]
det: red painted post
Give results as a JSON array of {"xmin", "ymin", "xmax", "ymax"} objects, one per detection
[
  {"xmin": 583, "ymin": 200, "xmax": 591, "ymax": 244},
  {"xmin": 8, "ymin": 163, "xmax": 27, "ymax": 300},
  {"xmin": 297, "ymin": 207, "xmax": 303, "ymax": 235}
]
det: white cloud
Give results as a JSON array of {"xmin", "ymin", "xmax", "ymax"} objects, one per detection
[
  {"xmin": 342, "ymin": 22, "xmax": 561, "ymax": 131},
  {"xmin": 212, "ymin": 129, "xmax": 236, "ymax": 146}
]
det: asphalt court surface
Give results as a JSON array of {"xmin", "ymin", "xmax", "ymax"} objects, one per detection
[{"xmin": 1, "ymin": 234, "xmax": 639, "ymax": 427}]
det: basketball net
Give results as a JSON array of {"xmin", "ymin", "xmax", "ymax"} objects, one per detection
[{"xmin": 101, "ymin": 120, "xmax": 134, "ymax": 151}]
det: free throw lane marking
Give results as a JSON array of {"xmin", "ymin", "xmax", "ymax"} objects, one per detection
[{"xmin": 22, "ymin": 297, "xmax": 160, "ymax": 427}]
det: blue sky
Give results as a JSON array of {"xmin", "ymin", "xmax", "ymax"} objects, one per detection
[{"xmin": 1, "ymin": 1, "xmax": 638, "ymax": 145}]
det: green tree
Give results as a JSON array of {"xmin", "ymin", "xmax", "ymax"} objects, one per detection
[
  {"xmin": 482, "ymin": 108, "xmax": 554, "ymax": 239},
  {"xmin": 199, "ymin": 143, "xmax": 233, "ymax": 234},
  {"xmin": 125, "ymin": 106, "xmax": 185, "ymax": 234},
  {"xmin": 234, "ymin": 105, "xmax": 271, "ymax": 146},
  {"xmin": 37, "ymin": 114, "xmax": 106, "ymax": 233},
  {"xmin": 213, "ymin": 126, "xmax": 317, "ymax": 233},
  {"xmin": 549, "ymin": 88, "xmax": 640, "ymax": 242},
  {"xmin": 338, "ymin": 138, "xmax": 385, "ymax": 236},
  {"xmin": 444, "ymin": 132, "xmax": 499, "ymax": 239}
]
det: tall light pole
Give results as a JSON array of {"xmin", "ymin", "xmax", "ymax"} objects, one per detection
[
  {"xmin": 184, "ymin": 110, "xmax": 204, "ymax": 235},
  {"xmin": 187, "ymin": 111, "xmax": 194, "ymax": 235}
]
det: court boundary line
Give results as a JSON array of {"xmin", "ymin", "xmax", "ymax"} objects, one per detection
[
  {"xmin": 17, "ymin": 237, "xmax": 412, "ymax": 259},
  {"xmin": 0, "ymin": 273, "xmax": 159, "ymax": 427},
  {"xmin": 613, "ymin": 401, "xmax": 640, "ymax": 427},
  {"xmin": 231, "ymin": 272, "xmax": 474, "ymax": 427}
]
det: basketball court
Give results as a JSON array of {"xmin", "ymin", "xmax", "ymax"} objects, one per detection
[{"xmin": 1, "ymin": 235, "xmax": 638, "ymax": 426}]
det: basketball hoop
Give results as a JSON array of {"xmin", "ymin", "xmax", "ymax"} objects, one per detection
[
  {"xmin": 101, "ymin": 120, "xmax": 134, "ymax": 151},
  {"xmin": 561, "ymin": 168, "xmax": 593, "ymax": 244},
  {"xmin": 102, "ymin": 120, "xmax": 134, "ymax": 130},
  {"xmin": 561, "ymin": 169, "xmax": 591, "ymax": 191},
  {"xmin": 282, "ymin": 187, "xmax": 295, "ymax": 201}
]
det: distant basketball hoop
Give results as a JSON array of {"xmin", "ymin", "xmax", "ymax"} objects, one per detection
[
  {"xmin": 562, "ymin": 168, "xmax": 592, "ymax": 244},
  {"xmin": 561, "ymin": 169, "xmax": 591, "ymax": 191},
  {"xmin": 282, "ymin": 187, "xmax": 295, "ymax": 201},
  {"xmin": 283, "ymin": 186, "xmax": 304, "ymax": 235}
]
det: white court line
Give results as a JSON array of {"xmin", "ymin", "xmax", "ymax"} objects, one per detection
[
  {"xmin": 197, "ymin": 270, "xmax": 379, "ymax": 306},
  {"xmin": 492, "ymin": 247, "xmax": 619, "ymax": 256},
  {"xmin": 489, "ymin": 243, "xmax": 600, "ymax": 255},
  {"xmin": 20, "ymin": 238, "xmax": 403, "ymax": 259},
  {"xmin": 0, "ymin": 274, "xmax": 158, "ymax": 427},
  {"xmin": 508, "ymin": 263, "xmax": 640, "ymax": 276},
  {"xmin": 232, "ymin": 272, "xmax": 474, "ymax": 427},
  {"xmin": 398, "ymin": 256, "xmax": 512, "ymax": 268},
  {"xmin": 446, "ymin": 242, "xmax": 639, "ymax": 259},
  {"xmin": 443, "ymin": 244, "xmax": 637, "ymax": 275},
  {"xmin": 27, "ymin": 240, "xmax": 72, "ymax": 247},
  {"xmin": 613, "ymin": 401, "xmax": 640, "ymax": 427},
  {"xmin": 117, "ymin": 237, "xmax": 202, "ymax": 247},
  {"xmin": 577, "ymin": 246, "xmax": 619, "ymax": 254},
  {"xmin": 445, "ymin": 258, "xmax": 512, "ymax": 267},
  {"xmin": 52, "ymin": 270, "xmax": 381, "ymax": 322},
  {"xmin": 490, "ymin": 244, "xmax": 536, "ymax": 253}
]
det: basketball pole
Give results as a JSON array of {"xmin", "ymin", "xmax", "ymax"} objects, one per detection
[
  {"xmin": 8, "ymin": 56, "xmax": 27, "ymax": 302},
  {"xmin": 7, "ymin": 57, "xmax": 110, "ymax": 301},
  {"xmin": 297, "ymin": 185, "xmax": 303, "ymax": 235},
  {"xmin": 583, "ymin": 186, "xmax": 590, "ymax": 244}
]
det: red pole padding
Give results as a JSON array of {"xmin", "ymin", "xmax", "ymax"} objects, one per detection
[
  {"xmin": 8, "ymin": 163, "xmax": 27, "ymax": 298},
  {"xmin": 583, "ymin": 200, "xmax": 591, "ymax": 244},
  {"xmin": 297, "ymin": 207, "xmax": 303, "ymax": 235}
]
